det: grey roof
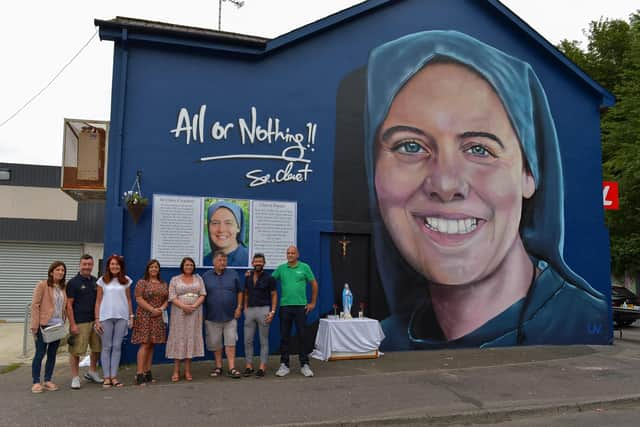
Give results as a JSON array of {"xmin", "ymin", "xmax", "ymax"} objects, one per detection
[
  {"xmin": 95, "ymin": 16, "xmax": 268, "ymax": 49},
  {"xmin": 0, "ymin": 163, "xmax": 104, "ymax": 243},
  {"xmin": 0, "ymin": 162, "xmax": 60, "ymax": 188}
]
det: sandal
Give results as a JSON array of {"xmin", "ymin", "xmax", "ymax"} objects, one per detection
[
  {"xmin": 31, "ymin": 383, "xmax": 44, "ymax": 394},
  {"xmin": 242, "ymin": 367, "xmax": 255, "ymax": 377},
  {"xmin": 228, "ymin": 368, "xmax": 241, "ymax": 379},
  {"xmin": 209, "ymin": 367, "xmax": 223, "ymax": 377},
  {"xmin": 184, "ymin": 373, "xmax": 193, "ymax": 381},
  {"xmin": 111, "ymin": 379, "xmax": 124, "ymax": 388},
  {"xmin": 171, "ymin": 373, "xmax": 180, "ymax": 382},
  {"xmin": 144, "ymin": 370, "xmax": 156, "ymax": 383},
  {"xmin": 135, "ymin": 373, "xmax": 146, "ymax": 386},
  {"xmin": 43, "ymin": 381, "xmax": 59, "ymax": 391},
  {"xmin": 102, "ymin": 379, "xmax": 112, "ymax": 388}
]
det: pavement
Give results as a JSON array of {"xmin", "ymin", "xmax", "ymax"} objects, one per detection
[
  {"xmin": 1, "ymin": 322, "xmax": 640, "ymax": 426},
  {"xmin": 0, "ymin": 321, "xmax": 35, "ymax": 367}
]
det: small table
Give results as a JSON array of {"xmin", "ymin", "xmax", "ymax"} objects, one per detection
[{"xmin": 311, "ymin": 317, "xmax": 385, "ymax": 361}]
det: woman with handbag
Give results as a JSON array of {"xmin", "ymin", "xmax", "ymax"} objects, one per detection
[
  {"xmin": 165, "ymin": 257, "xmax": 206, "ymax": 382},
  {"xmin": 94, "ymin": 254, "xmax": 133, "ymax": 388},
  {"xmin": 30, "ymin": 261, "xmax": 67, "ymax": 393},
  {"xmin": 131, "ymin": 259, "xmax": 169, "ymax": 386}
]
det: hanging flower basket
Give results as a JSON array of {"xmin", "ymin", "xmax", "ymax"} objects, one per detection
[
  {"xmin": 123, "ymin": 172, "xmax": 149, "ymax": 224},
  {"xmin": 127, "ymin": 202, "xmax": 147, "ymax": 223}
]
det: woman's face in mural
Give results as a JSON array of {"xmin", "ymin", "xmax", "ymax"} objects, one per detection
[
  {"xmin": 208, "ymin": 207, "xmax": 240, "ymax": 252},
  {"xmin": 375, "ymin": 62, "xmax": 535, "ymax": 285}
]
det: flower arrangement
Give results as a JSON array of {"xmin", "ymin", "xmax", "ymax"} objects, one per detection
[
  {"xmin": 123, "ymin": 190, "xmax": 149, "ymax": 207},
  {"xmin": 333, "ymin": 303, "xmax": 338, "ymax": 316},
  {"xmin": 123, "ymin": 189, "xmax": 148, "ymax": 224}
]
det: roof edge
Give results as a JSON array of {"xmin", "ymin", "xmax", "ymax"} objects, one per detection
[
  {"xmin": 265, "ymin": 0, "xmax": 390, "ymax": 51},
  {"xmin": 488, "ymin": 0, "xmax": 615, "ymax": 107},
  {"xmin": 94, "ymin": 1, "xmax": 615, "ymax": 107},
  {"xmin": 94, "ymin": 16, "xmax": 268, "ymax": 53}
]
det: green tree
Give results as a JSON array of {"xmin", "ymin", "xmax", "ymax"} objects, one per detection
[
  {"xmin": 557, "ymin": 39, "xmax": 589, "ymax": 71},
  {"xmin": 559, "ymin": 12, "xmax": 640, "ymax": 277}
]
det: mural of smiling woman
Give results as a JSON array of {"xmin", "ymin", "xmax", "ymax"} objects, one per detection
[
  {"xmin": 203, "ymin": 200, "xmax": 249, "ymax": 267},
  {"xmin": 365, "ymin": 30, "xmax": 608, "ymax": 349}
]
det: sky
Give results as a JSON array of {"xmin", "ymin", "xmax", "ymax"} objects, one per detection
[{"xmin": 0, "ymin": 0, "xmax": 638, "ymax": 166}]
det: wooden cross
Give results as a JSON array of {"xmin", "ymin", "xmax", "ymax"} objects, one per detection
[{"xmin": 338, "ymin": 235, "xmax": 351, "ymax": 258}]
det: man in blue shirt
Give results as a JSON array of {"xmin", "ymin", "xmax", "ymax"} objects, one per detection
[{"xmin": 202, "ymin": 250, "xmax": 244, "ymax": 379}]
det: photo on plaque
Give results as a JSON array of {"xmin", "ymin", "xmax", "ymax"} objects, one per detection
[{"xmin": 202, "ymin": 197, "xmax": 251, "ymax": 267}]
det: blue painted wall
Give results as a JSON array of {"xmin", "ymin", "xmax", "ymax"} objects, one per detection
[{"xmin": 101, "ymin": 0, "xmax": 612, "ymax": 363}]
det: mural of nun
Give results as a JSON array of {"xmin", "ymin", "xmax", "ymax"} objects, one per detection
[
  {"xmin": 203, "ymin": 201, "xmax": 249, "ymax": 267},
  {"xmin": 365, "ymin": 30, "xmax": 608, "ymax": 350}
]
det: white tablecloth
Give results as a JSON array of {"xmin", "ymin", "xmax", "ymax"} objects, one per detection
[{"xmin": 311, "ymin": 318, "xmax": 385, "ymax": 361}]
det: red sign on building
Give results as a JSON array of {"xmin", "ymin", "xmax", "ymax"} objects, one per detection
[{"xmin": 603, "ymin": 181, "xmax": 619, "ymax": 210}]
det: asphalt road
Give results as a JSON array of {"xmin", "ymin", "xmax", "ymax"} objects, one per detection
[
  {"xmin": 617, "ymin": 322, "xmax": 640, "ymax": 342},
  {"xmin": 2, "ymin": 326, "xmax": 640, "ymax": 426},
  {"xmin": 458, "ymin": 325, "xmax": 640, "ymax": 427},
  {"xmin": 455, "ymin": 404, "xmax": 640, "ymax": 427}
]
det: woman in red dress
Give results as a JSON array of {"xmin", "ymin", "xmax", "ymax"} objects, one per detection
[{"xmin": 131, "ymin": 259, "xmax": 168, "ymax": 385}]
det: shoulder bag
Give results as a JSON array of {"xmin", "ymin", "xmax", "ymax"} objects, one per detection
[{"xmin": 40, "ymin": 323, "xmax": 66, "ymax": 344}]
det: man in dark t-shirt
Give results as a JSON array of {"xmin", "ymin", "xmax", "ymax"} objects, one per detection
[
  {"xmin": 242, "ymin": 253, "xmax": 277, "ymax": 377},
  {"xmin": 65, "ymin": 254, "xmax": 102, "ymax": 389}
]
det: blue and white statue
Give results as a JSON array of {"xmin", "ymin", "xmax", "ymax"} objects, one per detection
[{"xmin": 342, "ymin": 283, "xmax": 353, "ymax": 319}]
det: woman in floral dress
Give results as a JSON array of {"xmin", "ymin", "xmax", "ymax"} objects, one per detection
[
  {"xmin": 131, "ymin": 259, "xmax": 168, "ymax": 385},
  {"xmin": 165, "ymin": 257, "xmax": 206, "ymax": 381}
]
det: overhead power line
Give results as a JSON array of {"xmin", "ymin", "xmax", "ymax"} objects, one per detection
[{"xmin": 0, "ymin": 29, "xmax": 99, "ymax": 129}]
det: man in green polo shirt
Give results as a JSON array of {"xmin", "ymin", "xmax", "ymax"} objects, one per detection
[{"xmin": 273, "ymin": 246, "xmax": 318, "ymax": 377}]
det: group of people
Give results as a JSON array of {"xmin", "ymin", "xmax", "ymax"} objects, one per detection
[{"xmin": 30, "ymin": 245, "xmax": 318, "ymax": 393}]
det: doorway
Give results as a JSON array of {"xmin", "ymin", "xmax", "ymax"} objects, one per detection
[{"xmin": 322, "ymin": 232, "xmax": 389, "ymax": 320}]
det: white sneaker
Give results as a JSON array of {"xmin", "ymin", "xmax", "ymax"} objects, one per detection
[
  {"xmin": 275, "ymin": 363, "xmax": 290, "ymax": 377},
  {"xmin": 71, "ymin": 376, "xmax": 81, "ymax": 390},
  {"xmin": 84, "ymin": 371, "xmax": 103, "ymax": 383},
  {"xmin": 300, "ymin": 364, "xmax": 314, "ymax": 377}
]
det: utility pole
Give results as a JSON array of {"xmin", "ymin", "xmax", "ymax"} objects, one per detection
[{"xmin": 218, "ymin": 0, "xmax": 245, "ymax": 31}]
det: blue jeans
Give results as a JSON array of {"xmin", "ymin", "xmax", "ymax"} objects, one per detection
[
  {"xmin": 279, "ymin": 306, "xmax": 309, "ymax": 366},
  {"xmin": 32, "ymin": 329, "xmax": 60, "ymax": 384}
]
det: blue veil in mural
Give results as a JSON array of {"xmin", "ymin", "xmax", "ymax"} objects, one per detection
[{"xmin": 365, "ymin": 30, "xmax": 608, "ymax": 349}]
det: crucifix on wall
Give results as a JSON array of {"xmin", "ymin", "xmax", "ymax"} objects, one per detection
[{"xmin": 338, "ymin": 235, "xmax": 351, "ymax": 259}]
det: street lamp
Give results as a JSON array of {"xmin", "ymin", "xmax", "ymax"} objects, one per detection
[{"xmin": 218, "ymin": 0, "xmax": 245, "ymax": 31}]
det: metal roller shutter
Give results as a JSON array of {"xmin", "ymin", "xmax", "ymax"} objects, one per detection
[{"xmin": 0, "ymin": 242, "xmax": 81, "ymax": 321}]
